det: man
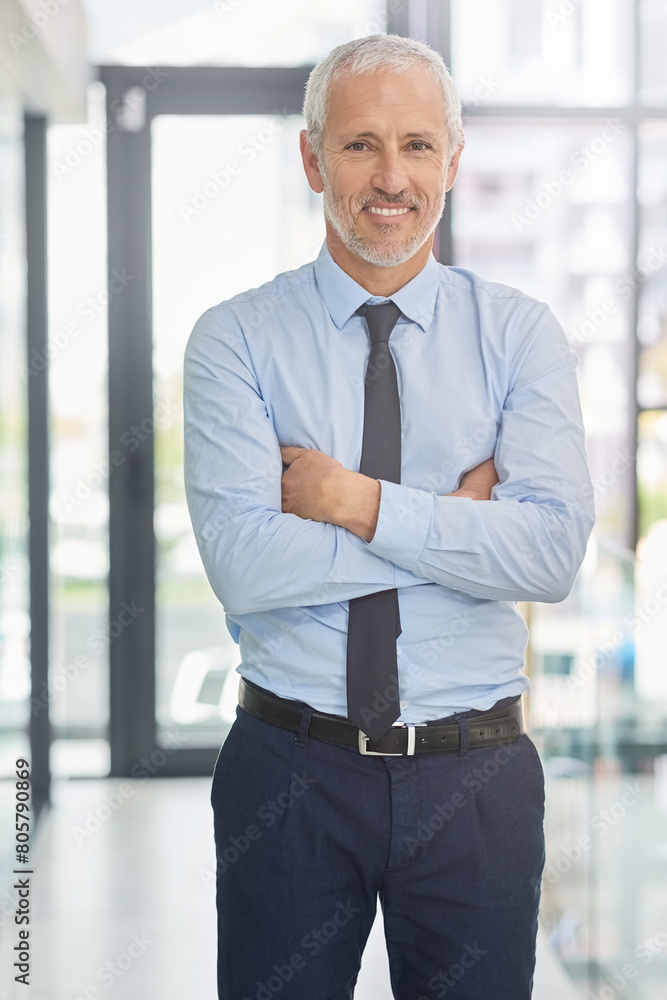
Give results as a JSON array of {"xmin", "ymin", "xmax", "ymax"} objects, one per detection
[{"xmin": 184, "ymin": 33, "xmax": 595, "ymax": 1000}]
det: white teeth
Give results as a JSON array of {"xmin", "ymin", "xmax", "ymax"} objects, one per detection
[{"xmin": 367, "ymin": 206, "xmax": 411, "ymax": 216}]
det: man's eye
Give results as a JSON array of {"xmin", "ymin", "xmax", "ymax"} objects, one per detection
[
  {"xmin": 348, "ymin": 142, "xmax": 367, "ymax": 151},
  {"xmin": 410, "ymin": 142, "xmax": 429, "ymax": 150}
]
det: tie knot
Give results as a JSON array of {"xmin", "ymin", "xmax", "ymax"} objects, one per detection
[{"xmin": 360, "ymin": 301, "xmax": 402, "ymax": 346}]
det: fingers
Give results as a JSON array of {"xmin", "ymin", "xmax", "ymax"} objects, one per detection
[{"xmin": 280, "ymin": 446, "xmax": 308, "ymax": 466}]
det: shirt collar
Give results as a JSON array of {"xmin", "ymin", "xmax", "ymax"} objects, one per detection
[{"xmin": 313, "ymin": 239, "xmax": 440, "ymax": 333}]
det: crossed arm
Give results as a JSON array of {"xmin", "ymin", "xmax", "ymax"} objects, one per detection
[
  {"xmin": 280, "ymin": 449, "xmax": 499, "ymax": 542},
  {"xmin": 183, "ymin": 302, "xmax": 595, "ymax": 616}
]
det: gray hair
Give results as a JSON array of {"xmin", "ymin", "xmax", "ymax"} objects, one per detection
[{"xmin": 303, "ymin": 34, "xmax": 464, "ymax": 163}]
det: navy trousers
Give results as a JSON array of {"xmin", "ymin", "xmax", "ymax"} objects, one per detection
[{"xmin": 210, "ymin": 693, "xmax": 545, "ymax": 1000}]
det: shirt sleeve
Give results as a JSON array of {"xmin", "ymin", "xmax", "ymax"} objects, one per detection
[
  {"xmin": 365, "ymin": 299, "xmax": 596, "ymax": 603},
  {"xmin": 183, "ymin": 306, "xmax": 424, "ymax": 615}
]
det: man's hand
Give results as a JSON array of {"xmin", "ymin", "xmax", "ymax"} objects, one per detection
[
  {"xmin": 281, "ymin": 446, "xmax": 380, "ymax": 541},
  {"xmin": 446, "ymin": 458, "xmax": 499, "ymax": 501},
  {"xmin": 280, "ymin": 446, "xmax": 345, "ymax": 522},
  {"xmin": 281, "ymin": 446, "xmax": 499, "ymax": 542}
]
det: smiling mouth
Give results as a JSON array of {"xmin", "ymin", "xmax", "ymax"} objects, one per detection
[{"xmin": 364, "ymin": 206, "xmax": 414, "ymax": 217}]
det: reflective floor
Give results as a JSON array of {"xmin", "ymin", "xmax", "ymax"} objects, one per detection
[{"xmin": 0, "ymin": 776, "xmax": 580, "ymax": 999}]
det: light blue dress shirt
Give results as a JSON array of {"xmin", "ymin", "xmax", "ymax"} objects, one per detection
[{"xmin": 183, "ymin": 239, "xmax": 595, "ymax": 722}]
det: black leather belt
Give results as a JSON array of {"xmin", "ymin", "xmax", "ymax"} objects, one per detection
[{"xmin": 238, "ymin": 677, "xmax": 524, "ymax": 756}]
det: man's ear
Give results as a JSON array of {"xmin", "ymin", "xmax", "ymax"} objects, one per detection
[
  {"xmin": 445, "ymin": 142, "xmax": 464, "ymax": 192},
  {"xmin": 300, "ymin": 130, "xmax": 325, "ymax": 194}
]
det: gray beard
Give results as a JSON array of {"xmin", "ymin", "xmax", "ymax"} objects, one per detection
[{"xmin": 321, "ymin": 174, "xmax": 446, "ymax": 268}]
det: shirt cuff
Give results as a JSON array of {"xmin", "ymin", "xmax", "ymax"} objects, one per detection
[{"xmin": 365, "ymin": 479, "xmax": 433, "ymax": 571}]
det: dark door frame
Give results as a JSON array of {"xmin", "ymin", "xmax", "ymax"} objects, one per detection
[{"xmin": 25, "ymin": 112, "xmax": 52, "ymax": 817}]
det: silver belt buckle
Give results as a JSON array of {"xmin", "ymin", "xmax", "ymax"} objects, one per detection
[{"xmin": 358, "ymin": 722, "xmax": 426, "ymax": 756}]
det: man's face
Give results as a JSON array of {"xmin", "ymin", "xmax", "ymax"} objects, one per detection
[{"xmin": 309, "ymin": 66, "xmax": 462, "ymax": 268}]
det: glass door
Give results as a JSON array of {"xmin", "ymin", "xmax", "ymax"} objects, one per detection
[{"xmin": 150, "ymin": 112, "xmax": 324, "ymax": 750}]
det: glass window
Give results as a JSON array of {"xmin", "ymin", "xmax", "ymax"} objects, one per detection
[
  {"xmin": 451, "ymin": 0, "xmax": 632, "ymax": 107},
  {"xmin": 85, "ymin": 0, "xmax": 386, "ymax": 67},
  {"xmin": 453, "ymin": 119, "xmax": 634, "ymax": 542},
  {"xmin": 639, "ymin": 0, "xmax": 667, "ymax": 105},
  {"xmin": 638, "ymin": 410, "xmax": 667, "ymax": 538},
  {"xmin": 637, "ymin": 121, "xmax": 667, "ymax": 410},
  {"xmin": 47, "ymin": 83, "xmax": 110, "ymax": 777},
  {"xmin": 450, "ymin": 83, "xmax": 664, "ymax": 994}
]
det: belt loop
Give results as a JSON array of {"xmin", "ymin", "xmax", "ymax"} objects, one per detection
[
  {"xmin": 455, "ymin": 713, "xmax": 470, "ymax": 757},
  {"xmin": 294, "ymin": 705, "xmax": 314, "ymax": 748}
]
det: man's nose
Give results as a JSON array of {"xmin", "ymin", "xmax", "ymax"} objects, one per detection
[{"xmin": 370, "ymin": 149, "xmax": 410, "ymax": 195}]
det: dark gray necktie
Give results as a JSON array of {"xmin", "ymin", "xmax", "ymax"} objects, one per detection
[{"xmin": 346, "ymin": 301, "xmax": 402, "ymax": 743}]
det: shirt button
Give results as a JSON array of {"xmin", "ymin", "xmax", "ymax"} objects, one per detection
[
  {"xmin": 396, "ymin": 645, "xmax": 402, "ymax": 656},
  {"xmin": 400, "ymin": 700, "xmax": 410, "ymax": 710}
]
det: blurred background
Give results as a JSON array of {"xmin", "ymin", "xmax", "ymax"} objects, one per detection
[{"xmin": 1, "ymin": 1, "xmax": 667, "ymax": 997}]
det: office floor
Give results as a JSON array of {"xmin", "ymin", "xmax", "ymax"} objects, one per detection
[{"xmin": 0, "ymin": 777, "xmax": 577, "ymax": 1000}]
